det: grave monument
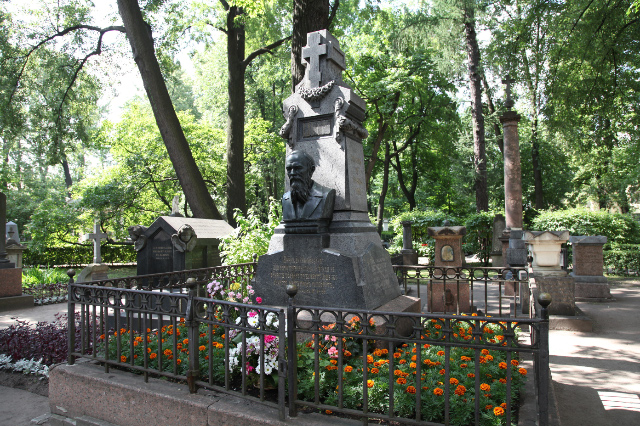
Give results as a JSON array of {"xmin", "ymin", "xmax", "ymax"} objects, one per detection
[
  {"xmin": 569, "ymin": 235, "xmax": 610, "ymax": 299},
  {"xmin": 254, "ymin": 30, "xmax": 417, "ymax": 313},
  {"xmin": 0, "ymin": 193, "xmax": 32, "ymax": 310},
  {"xmin": 5, "ymin": 221, "xmax": 26, "ymax": 268},
  {"xmin": 131, "ymin": 216, "xmax": 233, "ymax": 277},
  {"xmin": 76, "ymin": 221, "xmax": 110, "ymax": 283},
  {"xmin": 426, "ymin": 221, "xmax": 470, "ymax": 312}
]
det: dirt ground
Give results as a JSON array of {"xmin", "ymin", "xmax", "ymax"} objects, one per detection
[{"xmin": 0, "ymin": 370, "xmax": 49, "ymax": 397}]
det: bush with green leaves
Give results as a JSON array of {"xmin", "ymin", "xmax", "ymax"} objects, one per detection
[
  {"xmin": 219, "ymin": 199, "xmax": 281, "ymax": 265},
  {"xmin": 23, "ymin": 245, "xmax": 136, "ymax": 267},
  {"xmin": 603, "ymin": 244, "xmax": 640, "ymax": 275},
  {"xmin": 463, "ymin": 212, "xmax": 495, "ymax": 266},
  {"xmin": 531, "ymin": 209, "xmax": 640, "ymax": 244}
]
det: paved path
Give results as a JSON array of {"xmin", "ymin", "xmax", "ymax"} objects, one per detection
[{"xmin": 1, "ymin": 281, "xmax": 640, "ymax": 425}]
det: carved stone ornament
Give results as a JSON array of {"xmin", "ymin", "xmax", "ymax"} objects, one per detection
[
  {"xmin": 296, "ymin": 80, "xmax": 335, "ymax": 102},
  {"xmin": 171, "ymin": 224, "xmax": 197, "ymax": 253},
  {"xmin": 127, "ymin": 225, "xmax": 148, "ymax": 252},
  {"xmin": 334, "ymin": 97, "xmax": 368, "ymax": 146},
  {"xmin": 279, "ymin": 105, "xmax": 299, "ymax": 142}
]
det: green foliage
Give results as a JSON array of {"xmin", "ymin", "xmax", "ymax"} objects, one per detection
[
  {"xmin": 22, "ymin": 268, "xmax": 69, "ymax": 286},
  {"xmin": 463, "ymin": 212, "xmax": 495, "ymax": 266},
  {"xmin": 532, "ymin": 209, "xmax": 640, "ymax": 244},
  {"xmin": 23, "ymin": 245, "xmax": 135, "ymax": 268},
  {"xmin": 219, "ymin": 199, "xmax": 281, "ymax": 265},
  {"xmin": 603, "ymin": 244, "xmax": 640, "ymax": 275}
]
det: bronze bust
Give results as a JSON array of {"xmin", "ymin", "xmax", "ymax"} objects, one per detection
[{"xmin": 282, "ymin": 151, "xmax": 335, "ymax": 232}]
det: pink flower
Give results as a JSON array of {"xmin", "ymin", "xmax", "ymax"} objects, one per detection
[
  {"xmin": 265, "ymin": 335, "xmax": 277, "ymax": 344},
  {"xmin": 327, "ymin": 346, "xmax": 338, "ymax": 358},
  {"xmin": 248, "ymin": 311, "xmax": 257, "ymax": 317},
  {"xmin": 256, "ymin": 297, "xmax": 262, "ymax": 304}
]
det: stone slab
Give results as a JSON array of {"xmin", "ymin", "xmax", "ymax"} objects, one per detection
[
  {"xmin": 572, "ymin": 243, "xmax": 605, "ymax": 276},
  {"xmin": 76, "ymin": 264, "xmax": 109, "ymax": 283},
  {"xmin": 571, "ymin": 273, "xmax": 611, "ymax": 299},
  {"xmin": 0, "ymin": 267, "xmax": 22, "ymax": 297},
  {"xmin": 0, "ymin": 294, "xmax": 34, "ymax": 311},
  {"xmin": 432, "ymin": 236, "xmax": 465, "ymax": 268},
  {"xmin": 255, "ymin": 235, "xmax": 401, "ymax": 310},
  {"xmin": 531, "ymin": 275, "xmax": 575, "ymax": 316},
  {"xmin": 425, "ymin": 280, "xmax": 471, "ymax": 313}
]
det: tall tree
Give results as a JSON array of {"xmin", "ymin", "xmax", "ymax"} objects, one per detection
[{"xmin": 291, "ymin": 0, "xmax": 333, "ymax": 89}]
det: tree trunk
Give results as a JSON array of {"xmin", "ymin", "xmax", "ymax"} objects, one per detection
[
  {"xmin": 482, "ymin": 74, "xmax": 503, "ymax": 154},
  {"xmin": 117, "ymin": 0, "xmax": 222, "ymax": 219},
  {"xmin": 225, "ymin": 6, "xmax": 247, "ymax": 227},
  {"xmin": 463, "ymin": 5, "xmax": 488, "ymax": 212},
  {"xmin": 61, "ymin": 156, "xmax": 73, "ymax": 189},
  {"xmin": 376, "ymin": 142, "xmax": 391, "ymax": 235},
  {"xmin": 365, "ymin": 92, "xmax": 400, "ymax": 191},
  {"xmin": 292, "ymin": 0, "xmax": 330, "ymax": 89}
]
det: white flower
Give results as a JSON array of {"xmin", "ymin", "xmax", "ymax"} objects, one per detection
[{"xmin": 248, "ymin": 316, "xmax": 259, "ymax": 327}]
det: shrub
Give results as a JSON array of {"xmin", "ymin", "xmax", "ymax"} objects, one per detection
[
  {"xmin": 463, "ymin": 212, "xmax": 495, "ymax": 266},
  {"xmin": 23, "ymin": 244, "xmax": 135, "ymax": 267},
  {"xmin": 531, "ymin": 209, "xmax": 640, "ymax": 244},
  {"xmin": 219, "ymin": 199, "xmax": 281, "ymax": 265},
  {"xmin": 603, "ymin": 244, "xmax": 640, "ymax": 275}
]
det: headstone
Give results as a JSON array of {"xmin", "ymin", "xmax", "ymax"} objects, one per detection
[
  {"xmin": 426, "ymin": 223, "xmax": 470, "ymax": 312},
  {"xmin": 569, "ymin": 236, "xmax": 610, "ymax": 299},
  {"xmin": 0, "ymin": 194, "xmax": 32, "ymax": 311},
  {"xmin": 255, "ymin": 30, "xmax": 415, "ymax": 312},
  {"xmin": 490, "ymin": 214, "xmax": 505, "ymax": 266},
  {"xmin": 524, "ymin": 230, "xmax": 575, "ymax": 316},
  {"xmin": 132, "ymin": 216, "xmax": 233, "ymax": 277},
  {"xmin": 76, "ymin": 221, "xmax": 110, "ymax": 283},
  {"xmin": 401, "ymin": 221, "xmax": 418, "ymax": 265}
]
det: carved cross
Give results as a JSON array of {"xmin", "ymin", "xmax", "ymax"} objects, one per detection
[
  {"xmin": 502, "ymin": 74, "xmax": 516, "ymax": 109},
  {"xmin": 302, "ymin": 32, "xmax": 328, "ymax": 88},
  {"xmin": 86, "ymin": 220, "xmax": 108, "ymax": 264}
]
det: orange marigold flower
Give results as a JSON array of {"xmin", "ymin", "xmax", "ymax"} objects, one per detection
[
  {"xmin": 325, "ymin": 410, "xmax": 332, "ymax": 414},
  {"xmin": 371, "ymin": 368, "xmax": 379, "ymax": 374},
  {"xmin": 499, "ymin": 378, "xmax": 507, "ymax": 384},
  {"xmin": 498, "ymin": 362, "xmax": 507, "ymax": 369},
  {"xmin": 345, "ymin": 365, "xmax": 353, "ymax": 373},
  {"xmin": 409, "ymin": 362, "xmax": 416, "ymax": 369},
  {"xmin": 399, "ymin": 359, "xmax": 407, "ymax": 365},
  {"xmin": 501, "ymin": 402, "xmax": 507, "ymax": 409},
  {"xmin": 199, "ymin": 345, "xmax": 206, "ymax": 351},
  {"xmin": 177, "ymin": 359, "xmax": 182, "ymax": 365},
  {"xmin": 147, "ymin": 348, "xmax": 151, "ymax": 353},
  {"xmin": 402, "ymin": 344, "xmax": 408, "ymax": 348},
  {"xmin": 437, "ymin": 351, "xmax": 445, "ymax": 356},
  {"xmin": 164, "ymin": 349, "xmax": 173, "ymax": 356},
  {"xmin": 519, "ymin": 368, "xmax": 527, "ymax": 376},
  {"xmin": 99, "ymin": 334, "xmax": 105, "ymax": 340},
  {"xmin": 397, "ymin": 377, "xmax": 407, "ymax": 385},
  {"xmin": 411, "ymin": 354, "xmax": 417, "ymax": 361},
  {"xmin": 493, "ymin": 407, "xmax": 505, "ymax": 416},
  {"xmin": 485, "ymin": 354, "xmax": 494, "ymax": 361},
  {"xmin": 433, "ymin": 387, "xmax": 444, "ymax": 396},
  {"xmin": 373, "ymin": 361, "xmax": 381, "ymax": 367},
  {"xmin": 467, "ymin": 373, "xmax": 475, "ymax": 378},
  {"xmin": 485, "ymin": 404, "xmax": 493, "ymax": 411},
  {"xmin": 496, "ymin": 335, "xmax": 504, "ymax": 341},
  {"xmin": 479, "ymin": 356, "xmax": 487, "ymax": 364},
  {"xmin": 450, "ymin": 378, "xmax": 459, "ymax": 385},
  {"xmin": 406, "ymin": 386, "xmax": 416, "ymax": 394},
  {"xmin": 367, "ymin": 355, "xmax": 374, "ymax": 363},
  {"xmin": 150, "ymin": 353, "xmax": 157, "ymax": 360},
  {"xmin": 439, "ymin": 369, "xmax": 446, "ymax": 375},
  {"xmin": 381, "ymin": 349, "xmax": 389, "ymax": 355},
  {"xmin": 511, "ymin": 359, "xmax": 519, "ymax": 366},
  {"xmin": 460, "ymin": 363, "xmax": 468, "ymax": 368},
  {"xmin": 460, "ymin": 356, "xmax": 471, "ymax": 361},
  {"xmin": 422, "ymin": 386, "xmax": 428, "ymax": 391},
  {"xmin": 393, "ymin": 352, "xmax": 402, "ymax": 358},
  {"xmin": 480, "ymin": 383, "xmax": 491, "ymax": 391},
  {"xmin": 344, "ymin": 350, "xmax": 352, "ymax": 357},
  {"xmin": 481, "ymin": 349, "xmax": 490, "ymax": 355},
  {"xmin": 177, "ymin": 343, "xmax": 183, "ymax": 350},
  {"xmin": 423, "ymin": 344, "xmax": 430, "ymax": 349},
  {"xmin": 434, "ymin": 324, "xmax": 442, "ymax": 329},
  {"xmin": 394, "ymin": 369, "xmax": 403, "ymax": 376},
  {"xmin": 454, "ymin": 385, "xmax": 466, "ymax": 396},
  {"xmin": 367, "ymin": 380, "xmax": 374, "ymax": 388},
  {"xmin": 183, "ymin": 338, "xmax": 189, "ymax": 345},
  {"xmin": 120, "ymin": 355, "xmax": 127, "ymax": 363}
]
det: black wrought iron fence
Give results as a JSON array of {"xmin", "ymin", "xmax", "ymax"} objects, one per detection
[
  {"xmin": 393, "ymin": 265, "xmax": 529, "ymax": 318},
  {"xmin": 66, "ymin": 265, "xmax": 549, "ymax": 426}
]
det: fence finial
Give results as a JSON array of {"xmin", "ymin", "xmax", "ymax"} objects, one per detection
[
  {"xmin": 286, "ymin": 284, "xmax": 298, "ymax": 300},
  {"xmin": 538, "ymin": 292, "xmax": 552, "ymax": 320},
  {"xmin": 67, "ymin": 269, "xmax": 76, "ymax": 284}
]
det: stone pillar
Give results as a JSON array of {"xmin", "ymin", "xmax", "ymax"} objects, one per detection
[
  {"xmin": 401, "ymin": 221, "xmax": 418, "ymax": 265},
  {"xmin": 524, "ymin": 231, "xmax": 575, "ymax": 316},
  {"xmin": 490, "ymin": 214, "xmax": 505, "ymax": 266},
  {"xmin": 426, "ymin": 224, "xmax": 469, "ymax": 312},
  {"xmin": 569, "ymin": 236, "xmax": 610, "ymax": 299}
]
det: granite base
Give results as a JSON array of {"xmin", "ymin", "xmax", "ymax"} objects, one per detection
[
  {"xmin": 530, "ymin": 274, "xmax": 576, "ymax": 316},
  {"xmin": 0, "ymin": 267, "xmax": 22, "ymax": 297},
  {"xmin": 0, "ymin": 294, "xmax": 34, "ymax": 311},
  {"xmin": 570, "ymin": 273, "xmax": 611, "ymax": 299},
  {"xmin": 425, "ymin": 280, "xmax": 471, "ymax": 313}
]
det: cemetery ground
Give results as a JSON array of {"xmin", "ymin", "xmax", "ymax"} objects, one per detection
[{"xmin": 0, "ymin": 278, "xmax": 639, "ymax": 425}]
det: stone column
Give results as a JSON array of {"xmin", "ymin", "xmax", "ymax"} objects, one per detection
[
  {"xmin": 401, "ymin": 221, "xmax": 418, "ymax": 265},
  {"xmin": 570, "ymin": 236, "xmax": 610, "ymax": 299}
]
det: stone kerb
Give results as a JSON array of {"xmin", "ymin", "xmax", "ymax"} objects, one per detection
[{"xmin": 569, "ymin": 235, "xmax": 611, "ymax": 299}]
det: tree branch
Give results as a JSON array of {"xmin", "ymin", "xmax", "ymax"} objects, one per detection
[
  {"xmin": 243, "ymin": 35, "xmax": 292, "ymax": 68},
  {"xmin": 328, "ymin": 0, "xmax": 340, "ymax": 29}
]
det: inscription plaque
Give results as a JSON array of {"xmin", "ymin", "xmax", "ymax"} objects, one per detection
[{"xmin": 300, "ymin": 116, "xmax": 333, "ymax": 139}]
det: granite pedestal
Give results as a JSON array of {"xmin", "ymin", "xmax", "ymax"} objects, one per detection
[{"xmin": 570, "ymin": 236, "xmax": 611, "ymax": 299}]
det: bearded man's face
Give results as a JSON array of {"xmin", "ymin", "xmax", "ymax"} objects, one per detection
[{"xmin": 286, "ymin": 155, "xmax": 314, "ymax": 205}]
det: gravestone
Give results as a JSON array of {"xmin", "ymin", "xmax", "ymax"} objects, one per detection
[
  {"xmin": 426, "ymin": 222, "xmax": 470, "ymax": 312},
  {"xmin": 569, "ymin": 236, "xmax": 610, "ymax": 299},
  {"xmin": 401, "ymin": 221, "xmax": 418, "ymax": 265},
  {"xmin": 5, "ymin": 221, "xmax": 26, "ymax": 268},
  {"xmin": 255, "ymin": 30, "xmax": 417, "ymax": 314},
  {"xmin": 76, "ymin": 221, "xmax": 110, "ymax": 283},
  {"xmin": 524, "ymin": 231, "xmax": 576, "ymax": 316},
  {"xmin": 0, "ymin": 193, "xmax": 31, "ymax": 311},
  {"xmin": 132, "ymin": 216, "xmax": 233, "ymax": 277}
]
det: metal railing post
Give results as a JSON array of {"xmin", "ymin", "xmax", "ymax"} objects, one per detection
[
  {"xmin": 537, "ymin": 292, "xmax": 552, "ymax": 426},
  {"xmin": 186, "ymin": 287, "xmax": 199, "ymax": 394},
  {"xmin": 67, "ymin": 269, "xmax": 76, "ymax": 365},
  {"xmin": 286, "ymin": 284, "xmax": 298, "ymax": 418}
]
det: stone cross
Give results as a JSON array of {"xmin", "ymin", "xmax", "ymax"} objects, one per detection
[
  {"xmin": 502, "ymin": 74, "xmax": 516, "ymax": 110},
  {"xmin": 86, "ymin": 220, "xmax": 108, "ymax": 264},
  {"xmin": 302, "ymin": 32, "xmax": 328, "ymax": 88}
]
